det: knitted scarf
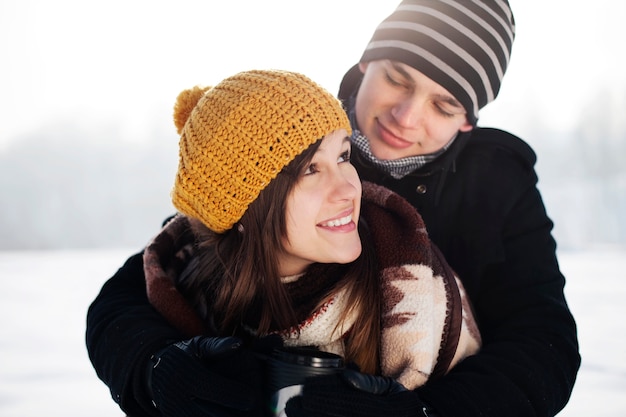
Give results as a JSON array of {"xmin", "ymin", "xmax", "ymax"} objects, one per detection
[{"xmin": 144, "ymin": 181, "xmax": 481, "ymax": 389}]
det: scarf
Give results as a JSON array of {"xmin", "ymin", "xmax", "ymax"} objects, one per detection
[{"xmin": 144, "ymin": 181, "xmax": 481, "ymax": 389}]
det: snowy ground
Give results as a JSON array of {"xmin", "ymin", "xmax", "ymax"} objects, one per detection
[{"xmin": 0, "ymin": 247, "xmax": 624, "ymax": 416}]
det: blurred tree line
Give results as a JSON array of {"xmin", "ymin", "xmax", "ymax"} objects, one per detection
[
  {"xmin": 0, "ymin": 121, "xmax": 178, "ymax": 250},
  {"xmin": 528, "ymin": 89, "xmax": 626, "ymax": 249},
  {"xmin": 1, "ymin": 99, "xmax": 625, "ymax": 250}
]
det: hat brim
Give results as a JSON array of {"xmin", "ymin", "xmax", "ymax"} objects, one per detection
[{"xmin": 338, "ymin": 64, "xmax": 363, "ymax": 105}]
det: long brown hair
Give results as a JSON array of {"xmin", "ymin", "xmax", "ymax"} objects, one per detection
[{"xmin": 178, "ymin": 140, "xmax": 381, "ymax": 373}]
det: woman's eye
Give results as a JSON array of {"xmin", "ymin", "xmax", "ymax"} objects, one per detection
[
  {"xmin": 338, "ymin": 150, "xmax": 351, "ymax": 163},
  {"xmin": 303, "ymin": 163, "xmax": 318, "ymax": 175}
]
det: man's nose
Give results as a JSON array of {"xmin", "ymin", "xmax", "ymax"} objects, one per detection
[{"xmin": 391, "ymin": 98, "xmax": 423, "ymax": 128}]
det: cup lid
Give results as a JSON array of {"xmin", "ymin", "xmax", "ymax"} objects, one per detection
[{"xmin": 272, "ymin": 347, "xmax": 344, "ymax": 368}]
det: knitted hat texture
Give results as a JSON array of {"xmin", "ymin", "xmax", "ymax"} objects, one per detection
[
  {"xmin": 361, "ymin": 0, "xmax": 515, "ymax": 123},
  {"xmin": 172, "ymin": 70, "xmax": 351, "ymax": 233}
]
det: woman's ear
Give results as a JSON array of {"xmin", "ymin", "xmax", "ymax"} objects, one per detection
[{"xmin": 358, "ymin": 62, "xmax": 369, "ymax": 74}]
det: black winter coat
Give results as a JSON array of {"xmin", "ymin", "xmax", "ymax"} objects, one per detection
[{"xmin": 350, "ymin": 129, "xmax": 580, "ymax": 416}]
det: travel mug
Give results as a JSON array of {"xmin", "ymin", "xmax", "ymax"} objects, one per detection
[{"xmin": 267, "ymin": 347, "xmax": 344, "ymax": 417}]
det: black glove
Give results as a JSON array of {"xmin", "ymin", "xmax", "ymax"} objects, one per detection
[
  {"xmin": 285, "ymin": 369, "xmax": 435, "ymax": 417},
  {"xmin": 148, "ymin": 335, "xmax": 280, "ymax": 417}
]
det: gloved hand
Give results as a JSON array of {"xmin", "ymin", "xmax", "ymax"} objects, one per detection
[
  {"xmin": 285, "ymin": 369, "xmax": 435, "ymax": 417},
  {"xmin": 148, "ymin": 335, "xmax": 281, "ymax": 417}
]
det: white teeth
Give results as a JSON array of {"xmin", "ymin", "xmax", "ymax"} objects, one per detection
[{"xmin": 323, "ymin": 215, "xmax": 352, "ymax": 227}]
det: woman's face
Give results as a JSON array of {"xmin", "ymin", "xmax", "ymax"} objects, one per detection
[
  {"xmin": 355, "ymin": 60, "xmax": 473, "ymax": 160},
  {"xmin": 278, "ymin": 129, "xmax": 362, "ymax": 276}
]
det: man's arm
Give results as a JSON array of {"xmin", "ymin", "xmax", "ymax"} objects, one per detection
[
  {"xmin": 86, "ymin": 251, "xmax": 184, "ymax": 416},
  {"xmin": 417, "ymin": 144, "xmax": 580, "ymax": 416}
]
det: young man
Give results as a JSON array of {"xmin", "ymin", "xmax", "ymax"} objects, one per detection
[
  {"xmin": 87, "ymin": 1, "xmax": 579, "ymax": 416},
  {"xmin": 292, "ymin": 1, "xmax": 580, "ymax": 416}
]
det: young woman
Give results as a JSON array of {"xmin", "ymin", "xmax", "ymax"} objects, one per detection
[{"xmin": 134, "ymin": 69, "xmax": 479, "ymax": 417}]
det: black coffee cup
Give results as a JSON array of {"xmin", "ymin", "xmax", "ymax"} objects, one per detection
[{"xmin": 267, "ymin": 347, "xmax": 344, "ymax": 417}]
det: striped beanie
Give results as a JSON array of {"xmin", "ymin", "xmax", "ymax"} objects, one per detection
[
  {"xmin": 171, "ymin": 70, "xmax": 351, "ymax": 233},
  {"xmin": 360, "ymin": 0, "xmax": 515, "ymax": 124}
]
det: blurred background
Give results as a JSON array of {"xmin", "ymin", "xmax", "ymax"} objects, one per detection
[{"xmin": 1, "ymin": 0, "xmax": 625, "ymax": 252}]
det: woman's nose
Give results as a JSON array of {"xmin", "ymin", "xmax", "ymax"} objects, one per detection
[{"xmin": 329, "ymin": 170, "xmax": 359, "ymax": 201}]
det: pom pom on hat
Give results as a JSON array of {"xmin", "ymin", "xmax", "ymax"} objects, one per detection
[
  {"xmin": 173, "ymin": 86, "xmax": 212, "ymax": 134},
  {"xmin": 171, "ymin": 70, "xmax": 351, "ymax": 233}
]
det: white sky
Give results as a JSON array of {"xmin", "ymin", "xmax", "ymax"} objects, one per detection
[{"xmin": 1, "ymin": 0, "xmax": 625, "ymax": 148}]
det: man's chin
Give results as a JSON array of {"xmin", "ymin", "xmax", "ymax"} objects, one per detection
[{"xmin": 369, "ymin": 141, "xmax": 418, "ymax": 160}]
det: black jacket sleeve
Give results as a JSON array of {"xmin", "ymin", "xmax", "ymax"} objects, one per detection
[
  {"xmin": 86, "ymin": 250, "xmax": 185, "ymax": 416},
  {"xmin": 413, "ymin": 132, "xmax": 581, "ymax": 416}
]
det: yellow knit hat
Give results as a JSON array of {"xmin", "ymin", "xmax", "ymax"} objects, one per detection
[{"xmin": 171, "ymin": 70, "xmax": 352, "ymax": 233}]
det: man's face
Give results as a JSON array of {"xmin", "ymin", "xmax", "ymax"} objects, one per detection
[{"xmin": 355, "ymin": 60, "xmax": 473, "ymax": 160}]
